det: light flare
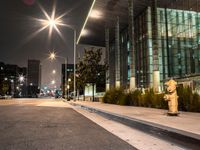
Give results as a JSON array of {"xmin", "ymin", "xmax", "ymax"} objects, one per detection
[
  {"xmin": 37, "ymin": 2, "xmax": 68, "ymax": 40},
  {"xmin": 49, "ymin": 51, "xmax": 56, "ymax": 60},
  {"xmin": 20, "ymin": 1, "xmax": 77, "ymax": 47}
]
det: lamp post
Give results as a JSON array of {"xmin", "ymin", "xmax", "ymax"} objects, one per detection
[
  {"xmin": 73, "ymin": 30, "xmax": 76, "ymax": 101},
  {"xmin": 67, "ymin": 78, "xmax": 71, "ymax": 99},
  {"xmin": 38, "ymin": 5, "xmax": 77, "ymax": 101},
  {"xmin": 45, "ymin": 25, "xmax": 76, "ymax": 101},
  {"xmin": 49, "ymin": 51, "xmax": 68, "ymax": 99},
  {"xmin": 62, "ymin": 27, "xmax": 76, "ymax": 101}
]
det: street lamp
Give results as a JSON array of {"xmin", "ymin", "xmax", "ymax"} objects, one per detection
[
  {"xmin": 37, "ymin": 4, "xmax": 77, "ymax": 100},
  {"xmin": 49, "ymin": 52, "xmax": 56, "ymax": 60},
  {"xmin": 51, "ymin": 80, "xmax": 55, "ymax": 85},
  {"xmin": 67, "ymin": 84, "xmax": 70, "ymax": 99},
  {"xmin": 52, "ymin": 70, "xmax": 56, "ymax": 74},
  {"xmin": 49, "ymin": 51, "xmax": 68, "ymax": 99},
  {"xmin": 67, "ymin": 78, "xmax": 71, "ymax": 99},
  {"xmin": 19, "ymin": 75, "xmax": 25, "ymax": 83}
]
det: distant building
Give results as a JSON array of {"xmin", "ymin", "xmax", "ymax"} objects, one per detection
[
  {"xmin": 0, "ymin": 61, "xmax": 27, "ymax": 97},
  {"xmin": 61, "ymin": 64, "xmax": 74, "ymax": 97},
  {"xmin": 28, "ymin": 60, "xmax": 41, "ymax": 87},
  {"xmin": 27, "ymin": 60, "xmax": 41, "ymax": 97},
  {"xmin": 0, "ymin": 62, "xmax": 6, "ymax": 82}
]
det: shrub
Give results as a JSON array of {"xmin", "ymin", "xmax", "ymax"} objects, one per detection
[
  {"xmin": 141, "ymin": 89, "xmax": 166, "ymax": 109},
  {"xmin": 143, "ymin": 89, "xmax": 155, "ymax": 107},
  {"xmin": 158, "ymin": 93, "xmax": 168, "ymax": 109},
  {"xmin": 191, "ymin": 93, "xmax": 200, "ymax": 112},
  {"xmin": 103, "ymin": 87, "xmax": 200, "ymax": 112},
  {"xmin": 102, "ymin": 90, "xmax": 110, "ymax": 103},
  {"xmin": 125, "ymin": 90, "xmax": 142, "ymax": 106},
  {"xmin": 114, "ymin": 89, "xmax": 126, "ymax": 105},
  {"xmin": 178, "ymin": 86, "xmax": 192, "ymax": 111},
  {"xmin": 103, "ymin": 88, "xmax": 126, "ymax": 105},
  {"xmin": 177, "ymin": 86, "xmax": 200, "ymax": 112}
]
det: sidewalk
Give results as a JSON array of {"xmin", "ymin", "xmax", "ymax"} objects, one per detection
[{"xmin": 70, "ymin": 101, "xmax": 200, "ymax": 146}]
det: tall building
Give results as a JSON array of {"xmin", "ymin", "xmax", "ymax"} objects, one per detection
[
  {"xmin": 78, "ymin": 0, "xmax": 200, "ymax": 92},
  {"xmin": 28, "ymin": 60, "xmax": 41, "ymax": 87},
  {"xmin": 61, "ymin": 64, "xmax": 74, "ymax": 97},
  {"xmin": 27, "ymin": 60, "xmax": 41, "ymax": 97},
  {"xmin": 0, "ymin": 62, "xmax": 27, "ymax": 97}
]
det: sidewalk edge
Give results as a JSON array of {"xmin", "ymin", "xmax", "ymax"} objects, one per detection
[{"xmin": 70, "ymin": 102, "xmax": 200, "ymax": 149}]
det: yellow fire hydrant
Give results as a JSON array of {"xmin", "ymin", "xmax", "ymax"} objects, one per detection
[{"xmin": 164, "ymin": 79, "xmax": 179, "ymax": 116}]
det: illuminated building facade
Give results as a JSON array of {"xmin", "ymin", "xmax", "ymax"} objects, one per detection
[
  {"xmin": 80, "ymin": 0, "xmax": 200, "ymax": 91},
  {"xmin": 108, "ymin": 1, "xmax": 200, "ymax": 91}
]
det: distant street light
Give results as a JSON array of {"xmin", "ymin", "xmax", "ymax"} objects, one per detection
[
  {"xmin": 49, "ymin": 52, "xmax": 56, "ymax": 60},
  {"xmin": 51, "ymin": 80, "xmax": 55, "ymax": 85},
  {"xmin": 67, "ymin": 78, "xmax": 71, "ymax": 99},
  {"xmin": 39, "ymin": 7, "xmax": 77, "ymax": 101},
  {"xmin": 49, "ymin": 51, "xmax": 68, "ymax": 98},
  {"xmin": 52, "ymin": 70, "xmax": 56, "ymax": 74},
  {"xmin": 67, "ymin": 84, "xmax": 70, "ymax": 99},
  {"xmin": 90, "ymin": 10, "xmax": 103, "ymax": 19},
  {"xmin": 34, "ymin": 0, "xmax": 96, "ymax": 100},
  {"xmin": 19, "ymin": 75, "xmax": 25, "ymax": 83}
]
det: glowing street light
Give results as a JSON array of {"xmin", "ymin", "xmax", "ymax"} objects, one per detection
[
  {"xmin": 37, "ymin": 2, "xmax": 81, "ymax": 101},
  {"xmin": 49, "ymin": 52, "xmax": 56, "ymax": 60},
  {"xmin": 81, "ymin": 29, "xmax": 89, "ymax": 36},
  {"xmin": 48, "ymin": 51, "xmax": 68, "ymax": 98},
  {"xmin": 51, "ymin": 80, "xmax": 55, "ymax": 85},
  {"xmin": 52, "ymin": 70, "xmax": 56, "ymax": 74},
  {"xmin": 19, "ymin": 75, "xmax": 25, "ymax": 83},
  {"xmin": 33, "ymin": 0, "xmax": 97, "ymax": 100},
  {"xmin": 90, "ymin": 10, "xmax": 103, "ymax": 19}
]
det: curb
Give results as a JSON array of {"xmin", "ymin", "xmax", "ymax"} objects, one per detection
[{"xmin": 70, "ymin": 102, "xmax": 200, "ymax": 150}]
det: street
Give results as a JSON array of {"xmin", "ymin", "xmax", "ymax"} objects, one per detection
[{"xmin": 0, "ymin": 99, "xmax": 135, "ymax": 150}]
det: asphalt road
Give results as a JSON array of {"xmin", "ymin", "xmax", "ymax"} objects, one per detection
[{"xmin": 0, "ymin": 99, "xmax": 136, "ymax": 150}]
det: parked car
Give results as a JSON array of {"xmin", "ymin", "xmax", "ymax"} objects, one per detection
[
  {"xmin": 0, "ymin": 95, "xmax": 12, "ymax": 99},
  {"xmin": 55, "ymin": 90, "xmax": 62, "ymax": 99}
]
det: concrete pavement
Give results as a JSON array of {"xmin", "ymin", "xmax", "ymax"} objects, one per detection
[
  {"xmin": 70, "ymin": 101, "xmax": 200, "ymax": 149},
  {"xmin": 72, "ymin": 105, "xmax": 186, "ymax": 150},
  {"xmin": 0, "ymin": 99, "xmax": 135, "ymax": 150}
]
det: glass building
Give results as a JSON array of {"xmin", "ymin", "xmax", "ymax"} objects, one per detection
[
  {"xmin": 79, "ymin": 0, "xmax": 200, "ymax": 91},
  {"xmin": 106, "ymin": 1, "xmax": 200, "ymax": 91}
]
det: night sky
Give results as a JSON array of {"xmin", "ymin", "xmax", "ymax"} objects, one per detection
[{"xmin": 0, "ymin": 0, "xmax": 92, "ymax": 87}]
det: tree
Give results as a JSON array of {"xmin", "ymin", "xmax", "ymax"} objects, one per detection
[
  {"xmin": 77, "ymin": 47, "xmax": 107, "ymax": 101},
  {"xmin": 67, "ymin": 70, "xmax": 86, "ymax": 100},
  {"xmin": 76, "ymin": 61, "xmax": 87, "ymax": 100},
  {"xmin": 0, "ymin": 80, "xmax": 9, "ymax": 95}
]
